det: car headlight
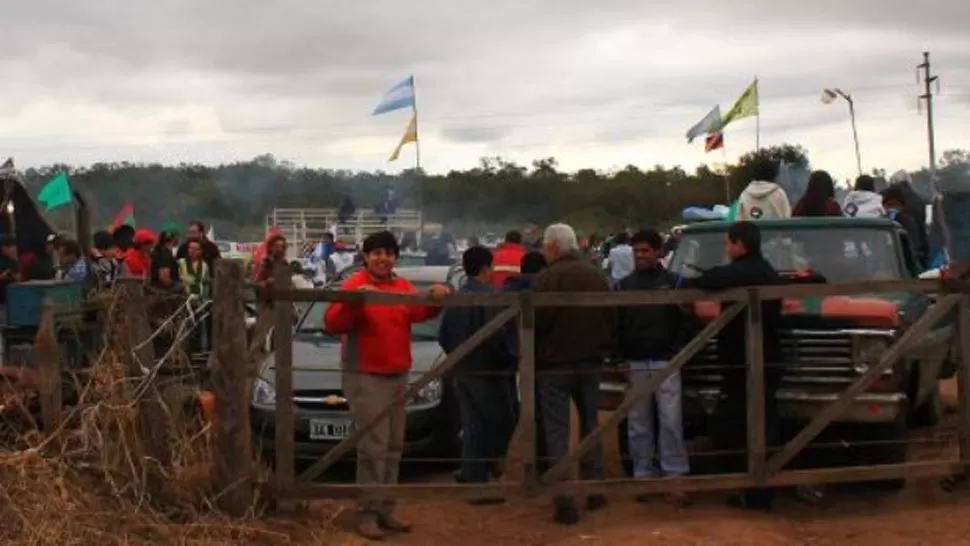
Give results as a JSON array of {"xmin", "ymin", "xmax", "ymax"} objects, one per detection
[
  {"xmin": 252, "ymin": 378, "xmax": 277, "ymax": 408},
  {"xmin": 408, "ymin": 378, "xmax": 443, "ymax": 408},
  {"xmin": 854, "ymin": 337, "xmax": 890, "ymax": 374}
]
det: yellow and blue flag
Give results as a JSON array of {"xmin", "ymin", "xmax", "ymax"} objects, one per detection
[{"xmin": 372, "ymin": 75, "xmax": 415, "ymax": 116}]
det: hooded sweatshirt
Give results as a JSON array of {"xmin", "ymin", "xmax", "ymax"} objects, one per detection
[
  {"xmin": 736, "ymin": 181, "xmax": 792, "ymax": 221},
  {"xmin": 841, "ymin": 190, "xmax": 885, "ymax": 218}
]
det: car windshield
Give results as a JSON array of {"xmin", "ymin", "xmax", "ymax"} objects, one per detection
[
  {"xmin": 669, "ymin": 227, "xmax": 902, "ymax": 283},
  {"xmin": 297, "ymin": 281, "xmax": 441, "ymax": 341}
]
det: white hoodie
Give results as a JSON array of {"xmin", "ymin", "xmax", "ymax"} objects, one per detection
[
  {"xmin": 736, "ymin": 180, "xmax": 792, "ymax": 221},
  {"xmin": 841, "ymin": 190, "xmax": 885, "ymax": 218}
]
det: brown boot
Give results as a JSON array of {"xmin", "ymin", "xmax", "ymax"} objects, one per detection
[
  {"xmin": 356, "ymin": 514, "xmax": 385, "ymax": 541},
  {"xmin": 379, "ymin": 513, "xmax": 412, "ymax": 533}
]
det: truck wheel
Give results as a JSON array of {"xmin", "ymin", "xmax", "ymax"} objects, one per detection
[{"xmin": 909, "ymin": 389, "xmax": 943, "ymax": 428}]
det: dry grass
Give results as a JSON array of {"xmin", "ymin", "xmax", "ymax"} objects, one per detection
[{"xmin": 0, "ymin": 288, "xmax": 351, "ymax": 546}]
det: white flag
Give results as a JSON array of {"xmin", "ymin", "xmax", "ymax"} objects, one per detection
[
  {"xmin": 685, "ymin": 105, "xmax": 722, "ymax": 143},
  {"xmin": 206, "ymin": 226, "xmax": 215, "ymax": 240}
]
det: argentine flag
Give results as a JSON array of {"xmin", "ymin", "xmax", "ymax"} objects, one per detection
[{"xmin": 372, "ymin": 75, "xmax": 415, "ymax": 116}]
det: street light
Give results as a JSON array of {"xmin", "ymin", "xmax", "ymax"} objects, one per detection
[{"xmin": 822, "ymin": 88, "xmax": 863, "ymax": 177}]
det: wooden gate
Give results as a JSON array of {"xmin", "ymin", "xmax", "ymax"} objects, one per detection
[{"xmin": 211, "ymin": 261, "xmax": 970, "ymax": 503}]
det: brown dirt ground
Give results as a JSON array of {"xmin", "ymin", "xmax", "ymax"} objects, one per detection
[{"xmin": 314, "ymin": 379, "xmax": 970, "ymax": 545}]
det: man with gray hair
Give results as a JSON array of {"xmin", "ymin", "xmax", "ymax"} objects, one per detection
[{"xmin": 533, "ymin": 223, "xmax": 615, "ymax": 525}]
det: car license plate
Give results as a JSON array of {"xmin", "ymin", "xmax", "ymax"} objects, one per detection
[{"xmin": 308, "ymin": 418, "xmax": 354, "ymax": 440}]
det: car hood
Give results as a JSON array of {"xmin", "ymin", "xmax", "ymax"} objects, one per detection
[
  {"xmin": 258, "ymin": 335, "xmax": 444, "ymax": 391},
  {"xmin": 692, "ymin": 291, "xmax": 925, "ymax": 330}
]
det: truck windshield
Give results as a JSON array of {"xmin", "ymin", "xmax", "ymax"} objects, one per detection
[{"xmin": 669, "ymin": 227, "xmax": 902, "ymax": 283}]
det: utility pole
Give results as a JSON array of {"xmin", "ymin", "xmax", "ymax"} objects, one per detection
[{"xmin": 917, "ymin": 51, "xmax": 940, "ymax": 183}]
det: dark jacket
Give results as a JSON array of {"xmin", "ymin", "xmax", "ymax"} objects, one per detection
[
  {"xmin": 438, "ymin": 278, "xmax": 514, "ymax": 374},
  {"xmin": 499, "ymin": 273, "xmax": 538, "ymax": 362},
  {"xmin": 175, "ymin": 238, "xmax": 222, "ymax": 268},
  {"xmin": 888, "ymin": 209, "xmax": 928, "ymax": 268},
  {"xmin": 792, "ymin": 197, "xmax": 842, "ymax": 217},
  {"xmin": 533, "ymin": 253, "xmax": 614, "ymax": 367},
  {"xmin": 502, "ymin": 274, "xmax": 537, "ymax": 293},
  {"xmin": 616, "ymin": 265, "xmax": 685, "ymax": 361},
  {"xmin": 684, "ymin": 252, "xmax": 784, "ymax": 378}
]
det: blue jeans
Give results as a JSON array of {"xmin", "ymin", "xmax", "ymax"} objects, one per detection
[{"xmin": 627, "ymin": 360, "xmax": 689, "ymax": 478}]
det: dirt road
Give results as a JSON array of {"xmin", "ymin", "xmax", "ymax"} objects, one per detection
[{"xmin": 308, "ymin": 380, "xmax": 970, "ymax": 545}]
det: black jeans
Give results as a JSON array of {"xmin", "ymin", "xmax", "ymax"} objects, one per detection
[
  {"xmin": 536, "ymin": 362, "xmax": 603, "ymax": 483},
  {"xmin": 454, "ymin": 372, "xmax": 519, "ymax": 483},
  {"xmin": 707, "ymin": 368, "xmax": 782, "ymax": 508}
]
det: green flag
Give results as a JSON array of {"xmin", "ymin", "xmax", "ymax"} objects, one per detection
[
  {"xmin": 721, "ymin": 79, "xmax": 759, "ymax": 127},
  {"xmin": 38, "ymin": 172, "xmax": 73, "ymax": 211}
]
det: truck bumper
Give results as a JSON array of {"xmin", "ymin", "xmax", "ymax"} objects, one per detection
[{"xmin": 599, "ymin": 381, "xmax": 907, "ymax": 424}]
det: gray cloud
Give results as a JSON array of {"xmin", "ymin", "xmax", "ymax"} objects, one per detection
[
  {"xmin": 440, "ymin": 124, "xmax": 513, "ymax": 143},
  {"xmin": 0, "ymin": 0, "xmax": 967, "ymax": 170}
]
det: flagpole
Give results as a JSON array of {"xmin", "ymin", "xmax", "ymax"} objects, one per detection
[
  {"xmin": 412, "ymin": 76, "xmax": 424, "ymax": 241},
  {"xmin": 755, "ymin": 76, "xmax": 761, "ymax": 150}
]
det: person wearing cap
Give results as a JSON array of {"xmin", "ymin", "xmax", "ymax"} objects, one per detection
[
  {"xmin": 150, "ymin": 231, "xmax": 180, "ymax": 290},
  {"xmin": 124, "ymin": 229, "xmax": 156, "ymax": 278},
  {"xmin": 25, "ymin": 234, "xmax": 58, "ymax": 280}
]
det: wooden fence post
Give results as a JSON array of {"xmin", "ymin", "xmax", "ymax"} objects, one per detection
[
  {"xmin": 211, "ymin": 259, "xmax": 255, "ymax": 516},
  {"xmin": 745, "ymin": 288, "xmax": 766, "ymax": 483},
  {"xmin": 518, "ymin": 293, "xmax": 537, "ymax": 492},
  {"xmin": 32, "ymin": 301, "xmax": 61, "ymax": 433},
  {"xmin": 272, "ymin": 262, "xmax": 296, "ymax": 502},
  {"xmin": 957, "ymin": 295, "xmax": 970, "ymax": 477}
]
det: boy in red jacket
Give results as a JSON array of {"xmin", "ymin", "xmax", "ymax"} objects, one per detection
[{"xmin": 324, "ymin": 230, "xmax": 449, "ymax": 540}]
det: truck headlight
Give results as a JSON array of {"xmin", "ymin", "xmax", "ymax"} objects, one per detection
[
  {"xmin": 252, "ymin": 378, "xmax": 277, "ymax": 409},
  {"xmin": 854, "ymin": 337, "xmax": 889, "ymax": 374},
  {"xmin": 408, "ymin": 378, "xmax": 443, "ymax": 408}
]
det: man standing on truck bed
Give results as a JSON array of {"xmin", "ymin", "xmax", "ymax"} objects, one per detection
[{"xmin": 681, "ymin": 221, "xmax": 783, "ymax": 511}]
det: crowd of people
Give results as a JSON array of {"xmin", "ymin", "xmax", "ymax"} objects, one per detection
[
  {"xmin": 0, "ymin": 220, "xmax": 225, "ymax": 305},
  {"xmin": 322, "ymin": 212, "xmax": 796, "ymax": 541}
]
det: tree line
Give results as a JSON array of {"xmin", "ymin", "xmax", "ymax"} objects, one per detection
[{"xmin": 19, "ymin": 145, "xmax": 967, "ymax": 239}]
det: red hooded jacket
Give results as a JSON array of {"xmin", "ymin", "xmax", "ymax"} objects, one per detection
[
  {"xmin": 323, "ymin": 270, "xmax": 442, "ymax": 375},
  {"xmin": 490, "ymin": 242, "xmax": 527, "ymax": 289}
]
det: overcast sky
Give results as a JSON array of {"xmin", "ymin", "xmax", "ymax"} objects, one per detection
[{"xmin": 2, "ymin": 0, "xmax": 968, "ymax": 181}]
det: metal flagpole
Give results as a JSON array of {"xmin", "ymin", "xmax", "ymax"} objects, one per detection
[
  {"xmin": 411, "ymin": 76, "xmax": 424, "ymax": 242},
  {"xmin": 755, "ymin": 76, "xmax": 761, "ymax": 150},
  {"xmin": 847, "ymin": 96, "xmax": 862, "ymax": 177}
]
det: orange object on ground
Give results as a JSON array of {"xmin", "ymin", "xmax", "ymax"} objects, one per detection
[{"xmin": 198, "ymin": 390, "xmax": 216, "ymax": 421}]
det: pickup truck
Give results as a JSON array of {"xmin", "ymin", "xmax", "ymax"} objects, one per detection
[{"xmin": 603, "ymin": 217, "xmax": 956, "ymax": 478}]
